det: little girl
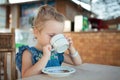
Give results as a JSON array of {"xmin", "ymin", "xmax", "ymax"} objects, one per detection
[{"xmin": 16, "ymin": 5, "xmax": 82, "ymax": 78}]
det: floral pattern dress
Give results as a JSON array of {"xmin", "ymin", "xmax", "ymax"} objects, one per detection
[{"xmin": 16, "ymin": 45, "xmax": 64, "ymax": 72}]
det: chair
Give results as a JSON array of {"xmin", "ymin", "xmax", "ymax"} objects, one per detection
[
  {"xmin": 0, "ymin": 30, "xmax": 16, "ymax": 80},
  {"xmin": 0, "ymin": 52, "xmax": 7, "ymax": 80}
]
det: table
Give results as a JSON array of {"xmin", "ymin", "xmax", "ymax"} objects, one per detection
[{"xmin": 18, "ymin": 63, "xmax": 120, "ymax": 80}]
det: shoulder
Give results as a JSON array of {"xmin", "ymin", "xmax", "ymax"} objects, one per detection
[
  {"xmin": 22, "ymin": 49, "xmax": 32, "ymax": 67},
  {"xmin": 16, "ymin": 45, "xmax": 33, "ymax": 63},
  {"xmin": 16, "ymin": 45, "xmax": 31, "ymax": 72},
  {"xmin": 17, "ymin": 45, "xmax": 34, "ymax": 55},
  {"xmin": 18, "ymin": 45, "xmax": 31, "ymax": 52},
  {"xmin": 22, "ymin": 49, "xmax": 32, "ymax": 59}
]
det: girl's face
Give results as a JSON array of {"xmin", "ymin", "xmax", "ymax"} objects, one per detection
[{"xmin": 34, "ymin": 20, "xmax": 64, "ymax": 48}]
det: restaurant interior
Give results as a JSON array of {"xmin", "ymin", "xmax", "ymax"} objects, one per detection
[{"xmin": 0, "ymin": 0, "xmax": 120, "ymax": 80}]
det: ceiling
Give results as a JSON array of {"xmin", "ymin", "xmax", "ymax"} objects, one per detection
[
  {"xmin": 1, "ymin": 0, "xmax": 120, "ymax": 20},
  {"xmin": 74, "ymin": 0, "xmax": 120, "ymax": 20}
]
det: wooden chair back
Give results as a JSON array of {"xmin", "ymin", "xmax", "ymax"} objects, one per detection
[{"xmin": 0, "ymin": 31, "xmax": 16, "ymax": 80}]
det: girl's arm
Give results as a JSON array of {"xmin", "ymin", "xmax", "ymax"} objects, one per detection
[
  {"xmin": 22, "ymin": 45, "xmax": 51, "ymax": 78},
  {"xmin": 64, "ymin": 46, "xmax": 82, "ymax": 65}
]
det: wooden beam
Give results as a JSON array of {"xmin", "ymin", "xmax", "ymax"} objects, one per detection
[
  {"xmin": 6, "ymin": 5, "xmax": 10, "ymax": 28},
  {"xmin": 105, "ymin": 17, "xmax": 120, "ymax": 25}
]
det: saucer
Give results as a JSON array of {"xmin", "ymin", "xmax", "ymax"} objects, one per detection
[{"xmin": 42, "ymin": 66, "xmax": 76, "ymax": 77}]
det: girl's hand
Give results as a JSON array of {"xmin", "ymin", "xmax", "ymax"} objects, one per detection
[
  {"xmin": 65, "ymin": 35, "xmax": 73, "ymax": 49},
  {"xmin": 65, "ymin": 35, "xmax": 76, "ymax": 53},
  {"xmin": 43, "ymin": 44, "xmax": 52, "ymax": 58}
]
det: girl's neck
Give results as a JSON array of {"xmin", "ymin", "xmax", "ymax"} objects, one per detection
[{"xmin": 35, "ymin": 44, "xmax": 43, "ymax": 51}]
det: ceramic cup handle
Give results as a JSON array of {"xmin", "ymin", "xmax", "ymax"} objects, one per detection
[{"xmin": 51, "ymin": 48, "xmax": 55, "ymax": 51}]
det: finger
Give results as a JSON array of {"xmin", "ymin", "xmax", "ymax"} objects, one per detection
[
  {"xmin": 44, "ymin": 44, "xmax": 52, "ymax": 51},
  {"xmin": 67, "ymin": 37, "xmax": 72, "ymax": 41},
  {"xmin": 48, "ymin": 46, "xmax": 51, "ymax": 51},
  {"xmin": 64, "ymin": 35, "xmax": 69, "ymax": 39},
  {"xmin": 47, "ymin": 45, "xmax": 52, "ymax": 51},
  {"xmin": 69, "ymin": 40, "xmax": 73, "ymax": 44}
]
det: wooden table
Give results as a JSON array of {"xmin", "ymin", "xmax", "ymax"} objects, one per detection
[{"xmin": 18, "ymin": 63, "xmax": 120, "ymax": 80}]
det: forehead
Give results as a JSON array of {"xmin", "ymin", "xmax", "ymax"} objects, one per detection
[{"xmin": 43, "ymin": 20, "xmax": 64, "ymax": 34}]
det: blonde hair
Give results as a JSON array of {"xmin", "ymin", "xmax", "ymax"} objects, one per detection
[{"xmin": 33, "ymin": 5, "xmax": 65, "ymax": 31}]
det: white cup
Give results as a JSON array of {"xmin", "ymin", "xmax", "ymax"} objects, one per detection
[{"xmin": 50, "ymin": 34, "xmax": 69, "ymax": 53}]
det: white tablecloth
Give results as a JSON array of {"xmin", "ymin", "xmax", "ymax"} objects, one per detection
[{"xmin": 18, "ymin": 63, "xmax": 120, "ymax": 80}]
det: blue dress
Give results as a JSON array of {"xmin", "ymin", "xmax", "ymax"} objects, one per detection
[{"xmin": 16, "ymin": 45, "xmax": 64, "ymax": 72}]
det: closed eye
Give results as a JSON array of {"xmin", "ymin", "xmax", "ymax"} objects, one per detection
[{"xmin": 49, "ymin": 35, "xmax": 54, "ymax": 37}]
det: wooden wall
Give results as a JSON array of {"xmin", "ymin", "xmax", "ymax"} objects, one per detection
[
  {"xmin": 65, "ymin": 31, "xmax": 120, "ymax": 66},
  {"xmin": 55, "ymin": 0, "xmax": 92, "ymax": 21}
]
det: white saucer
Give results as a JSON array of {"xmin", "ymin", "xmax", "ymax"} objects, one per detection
[{"xmin": 42, "ymin": 66, "xmax": 76, "ymax": 77}]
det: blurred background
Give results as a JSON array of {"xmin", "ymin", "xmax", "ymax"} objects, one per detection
[
  {"xmin": 0, "ymin": 0, "xmax": 120, "ymax": 68},
  {"xmin": 0, "ymin": 0, "xmax": 120, "ymax": 65},
  {"xmin": 0, "ymin": 0, "xmax": 120, "ymax": 79}
]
